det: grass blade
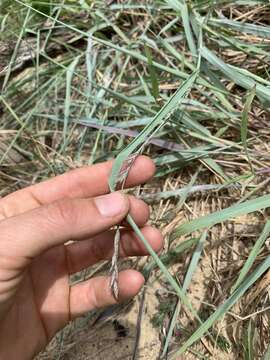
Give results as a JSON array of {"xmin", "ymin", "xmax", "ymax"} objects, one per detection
[
  {"xmin": 166, "ymin": 0, "xmax": 197, "ymax": 57},
  {"xmin": 211, "ymin": 18, "xmax": 270, "ymax": 38},
  {"xmin": 172, "ymin": 194, "xmax": 270, "ymax": 239},
  {"xmin": 144, "ymin": 45, "xmax": 159, "ymax": 101},
  {"xmin": 172, "ymin": 253, "xmax": 270, "ymax": 357},
  {"xmin": 143, "ymin": 237, "xmax": 199, "ymax": 277},
  {"xmin": 109, "ymin": 70, "xmax": 198, "ymax": 191},
  {"xmin": 182, "ymin": 231, "xmax": 206, "ymax": 293},
  {"xmin": 127, "ymin": 214, "xmax": 202, "ymax": 323},
  {"xmin": 243, "ymin": 320, "xmax": 256, "ymax": 360},
  {"xmin": 162, "ymin": 231, "xmax": 206, "ymax": 358},
  {"xmin": 231, "ymin": 220, "xmax": 270, "ymax": 293},
  {"xmin": 62, "ymin": 56, "xmax": 80, "ymax": 152},
  {"xmin": 241, "ymin": 86, "xmax": 256, "ymax": 173},
  {"xmin": 201, "ymin": 46, "xmax": 270, "ymax": 103},
  {"xmin": 2, "ymin": 7, "xmax": 31, "ymax": 91}
]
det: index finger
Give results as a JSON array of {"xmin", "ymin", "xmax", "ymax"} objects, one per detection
[{"xmin": 0, "ymin": 155, "xmax": 155, "ymax": 217}]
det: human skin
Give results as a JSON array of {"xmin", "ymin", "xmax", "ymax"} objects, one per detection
[{"xmin": 0, "ymin": 156, "xmax": 163, "ymax": 360}]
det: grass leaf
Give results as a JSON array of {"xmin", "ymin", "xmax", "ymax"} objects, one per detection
[
  {"xmin": 62, "ymin": 56, "xmax": 80, "ymax": 152},
  {"xmin": 231, "ymin": 220, "xmax": 270, "ymax": 293},
  {"xmin": 172, "ymin": 253, "xmax": 270, "ymax": 357},
  {"xmin": 201, "ymin": 46, "xmax": 270, "ymax": 103},
  {"xmin": 172, "ymin": 194, "xmax": 270, "ymax": 239},
  {"xmin": 144, "ymin": 45, "xmax": 159, "ymax": 101},
  {"xmin": 241, "ymin": 86, "xmax": 256, "ymax": 173},
  {"xmin": 161, "ymin": 231, "xmax": 206, "ymax": 358},
  {"xmin": 211, "ymin": 18, "xmax": 270, "ymax": 38},
  {"xmin": 109, "ymin": 70, "xmax": 198, "ymax": 191}
]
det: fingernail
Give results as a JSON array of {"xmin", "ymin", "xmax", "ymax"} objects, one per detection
[{"xmin": 95, "ymin": 192, "xmax": 128, "ymax": 217}]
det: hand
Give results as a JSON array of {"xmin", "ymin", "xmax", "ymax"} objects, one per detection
[{"xmin": 0, "ymin": 156, "xmax": 163, "ymax": 360}]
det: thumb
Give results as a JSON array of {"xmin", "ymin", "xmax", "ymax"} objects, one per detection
[{"xmin": 0, "ymin": 192, "xmax": 129, "ymax": 266}]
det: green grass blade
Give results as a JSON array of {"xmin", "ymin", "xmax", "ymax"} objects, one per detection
[
  {"xmin": 143, "ymin": 237, "xmax": 199, "ymax": 277},
  {"xmin": 144, "ymin": 45, "xmax": 159, "ymax": 101},
  {"xmin": 85, "ymin": 35, "xmax": 94, "ymax": 109},
  {"xmin": 166, "ymin": 0, "xmax": 197, "ymax": 57},
  {"xmin": 243, "ymin": 320, "xmax": 255, "ymax": 360},
  {"xmin": 231, "ymin": 220, "xmax": 270, "ymax": 293},
  {"xmin": 172, "ymin": 194, "xmax": 270, "ymax": 239},
  {"xmin": 161, "ymin": 231, "xmax": 206, "ymax": 358},
  {"xmin": 142, "ymin": 184, "xmax": 235, "ymax": 202},
  {"xmin": 176, "ymin": 169, "xmax": 199, "ymax": 210},
  {"xmin": 182, "ymin": 231, "xmax": 206, "ymax": 293},
  {"xmin": 203, "ymin": 157, "xmax": 229, "ymax": 182},
  {"xmin": 109, "ymin": 70, "xmax": 198, "ymax": 191},
  {"xmin": 180, "ymin": 2, "xmax": 197, "ymax": 58},
  {"xmin": 201, "ymin": 46, "xmax": 270, "ymax": 102},
  {"xmin": 172, "ymin": 253, "xmax": 270, "ymax": 357},
  {"xmin": 162, "ymin": 301, "xmax": 181, "ymax": 359},
  {"xmin": 96, "ymin": 9, "xmax": 130, "ymax": 45},
  {"xmin": 211, "ymin": 18, "xmax": 270, "ymax": 38},
  {"xmin": 241, "ymin": 86, "xmax": 256, "ymax": 173},
  {"xmin": 2, "ymin": 7, "xmax": 31, "ymax": 91},
  {"xmin": 127, "ymin": 214, "xmax": 202, "ymax": 324},
  {"xmin": 62, "ymin": 56, "xmax": 80, "ymax": 152}
]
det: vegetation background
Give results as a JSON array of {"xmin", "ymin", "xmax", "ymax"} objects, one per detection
[{"xmin": 1, "ymin": 0, "xmax": 270, "ymax": 359}]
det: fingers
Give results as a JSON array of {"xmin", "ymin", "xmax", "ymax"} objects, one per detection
[
  {"xmin": 0, "ymin": 192, "xmax": 153, "ymax": 265},
  {"xmin": 123, "ymin": 195, "xmax": 149, "ymax": 227},
  {"xmin": 69, "ymin": 270, "xmax": 144, "ymax": 319},
  {"xmin": 66, "ymin": 226, "xmax": 163, "ymax": 274},
  {"xmin": 0, "ymin": 156, "xmax": 155, "ymax": 217},
  {"xmin": 0, "ymin": 192, "xmax": 131, "ymax": 263}
]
